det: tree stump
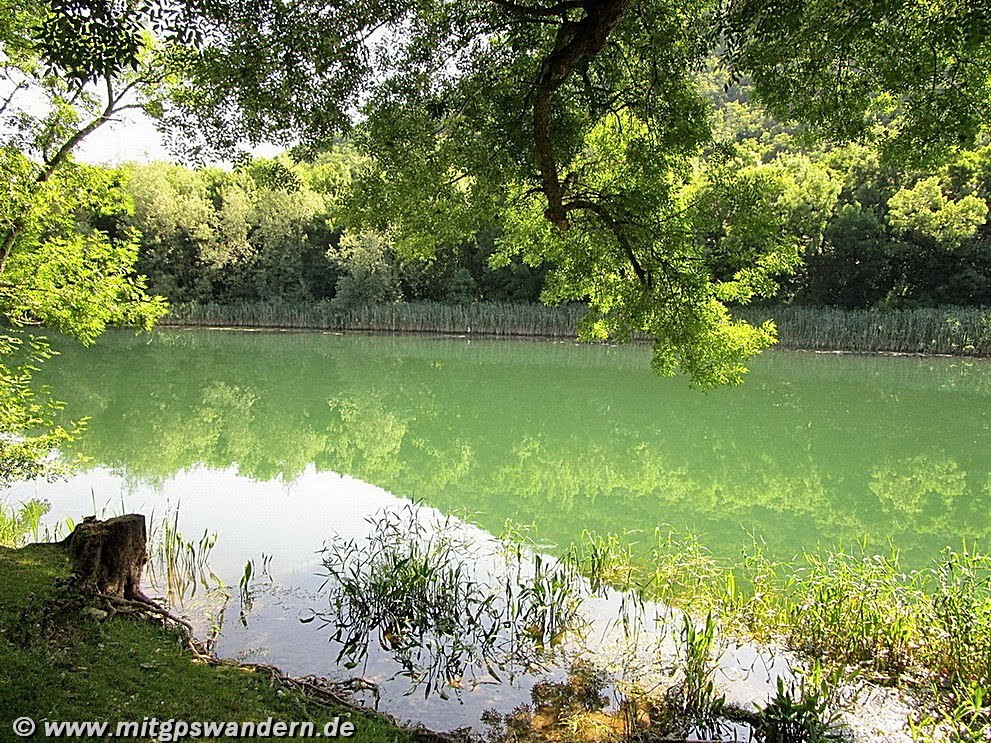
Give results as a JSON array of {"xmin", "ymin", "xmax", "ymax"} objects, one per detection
[{"xmin": 62, "ymin": 514, "xmax": 148, "ymax": 600}]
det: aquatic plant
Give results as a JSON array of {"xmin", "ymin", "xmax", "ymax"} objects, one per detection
[
  {"xmin": 146, "ymin": 507, "xmax": 221, "ymax": 605},
  {"xmin": 164, "ymin": 301, "xmax": 991, "ymax": 356},
  {"xmin": 316, "ymin": 505, "xmax": 586, "ymax": 699},
  {"xmin": 909, "ymin": 681, "xmax": 991, "ymax": 743},
  {"xmin": 164, "ymin": 300, "xmax": 587, "ymax": 338},
  {"xmin": 647, "ymin": 612, "xmax": 728, "ymax": 741},
  {"xmin": 236, "ymin": 554, "xmax": 273, "ymax": 628},
  {"xmin": 565, "ymin": 530, "xmax": 991, "ymax": 739},
  {"xmin": 755, "ymin": 662, "xmax": 844, "ymax": 743},
  {"xmin": 0, "ymin": 498, "xmax": 49, "ymax": 546}
]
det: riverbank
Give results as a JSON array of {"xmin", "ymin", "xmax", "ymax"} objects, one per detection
[
  {"xmin": 0, "ymin": 542, "xmax": 425, "ymax": 742},
  {"xmin": 163, "ymin": 301, "xmax": 991, "ymax": 356}
]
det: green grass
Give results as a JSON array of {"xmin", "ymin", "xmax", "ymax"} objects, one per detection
[
  {"xmin": 0, "ymin": 543, "xmax": 415, "ymax": 742},
  {"xmin": 163, "ymin": 301, "xmax": 991, "ymax": 356}
]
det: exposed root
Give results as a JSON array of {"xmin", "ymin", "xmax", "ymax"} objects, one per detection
[{"xmin": 94, "ymin": 592, "xmax": 194, "ymax": 633}]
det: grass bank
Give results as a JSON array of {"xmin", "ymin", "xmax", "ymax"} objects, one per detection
[
  {"xmin": 164, "ymin": 301, "xmax": 991, "ymax": 356},
  {"xmin": 0, "ymin": 541, "xmax": 416, "ymax": 742}
]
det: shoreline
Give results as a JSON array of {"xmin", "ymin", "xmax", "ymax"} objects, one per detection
[
  {"xmin": 156, "ymin": 320, "xmax": 989, "ymax": 360},
  {"xmin": 0, "ymin": 541, "xmax": 451, "ymax": 742}
]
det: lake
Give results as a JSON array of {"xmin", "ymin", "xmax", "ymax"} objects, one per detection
[{"xmin": 9, "ymin": 328, "xmax": 990, "ymax": 732}]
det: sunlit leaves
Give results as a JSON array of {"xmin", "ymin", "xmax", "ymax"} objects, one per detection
[
  {"xmin": 0, "ymin": 152, "xmax": 167, "ymax": 342},
  {"xmin": 34, "ymin": 0, "xmax": 143, "ymax": 81},
  {"xmin": 887, "ymin": 177, "xmax": 989, "ymax": 249}
]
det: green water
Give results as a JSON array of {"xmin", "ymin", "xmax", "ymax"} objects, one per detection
[{"xmin": 39, "ymin": 329, "xmax": 991, "ymax": 566}]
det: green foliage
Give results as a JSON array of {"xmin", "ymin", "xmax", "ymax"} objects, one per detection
[
  {"xmin": 0, "ymin": 3, "xmax": 179, "ymax": 484},
  {"xmin": 12, "ymin": 0, "xmax": 991, "ymax": 383},
  {"xmin": 0, "ymin": 498, "xmax": 50, "ymax": 547},
  {"xmin": 331, "ymin": 231, "xmax": 403, "ymax": 309},
  {"xmin": 887, "ymin": 177, "xmax": 989, "ymax": 249},
  {"xmin": 0, "ymin": 151, "xmax": 165, "ymax": 484},
  {"xmin": 146, "ymin": 0, "xmax": 991, "ymax": 383},
  {"xmin": 663, "ymin": 612, "xmax": 726, "ymax": 737},
  {"xmin": 1, "ymin": 153, "xmax": 167, "ymax": 341},
  {"xmin": 722, "ymin": 0, "xmax": 991, "ymax": 163},
  {"xmin": 756, "ymin": 664, "xmax": 844, "ymax": 743},
  {"xmin": 119, "ymin": 73, "xmax": 991, "ymax": 321},
  {"xmin": 122, "ymin": 153, "xmax": 549, "ymax": 310}
]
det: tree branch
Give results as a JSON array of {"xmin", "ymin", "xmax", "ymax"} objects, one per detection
[
  {"xmin": 565, "ymin": 197, "xmax": 649, "ymax": 286},
  {"xmin": 531, "ymin": 0, "xmax": 632, "ymax": 227},
  {"xmin": 0, "ymin": 77, "xmax": 149, "ymax": 275},
  {"xmin": 490, "ymin": 0, "xmax": 587, "ymax": 18},
  {"xmin": 0, "ymin": 82, "xmax": 27, "ymax": 116}
]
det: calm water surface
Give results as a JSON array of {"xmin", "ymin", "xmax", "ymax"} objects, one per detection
[
  {"xmin": 29, "ymin": 328, "xmax": 991, "ymax": 563},
  {"xmin": 8, "ymin": 329, "xmax": 990, "ymax": 730}
]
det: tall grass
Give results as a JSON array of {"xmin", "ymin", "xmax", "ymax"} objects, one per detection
[
  {"xmin": 0, "ymin": 498, "xmax": 49, "ymax": 546},
  {"xmin": 164, "ymin": 300, "xmax": 586, "ymax": 338},
  {"xmin": 738, "ymin": 305, "xmax": 991, "ymax": 355},
  {"xmin": 164, "ymin": 301, "xmax": 991, "ymax": 355}
]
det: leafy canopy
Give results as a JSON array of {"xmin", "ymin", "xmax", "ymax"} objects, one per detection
[
  {"xmin": 0, "ymin": 0, "xmax": 174, "ymax": 484},
  {"xmin": 20, "ymin": 0, "xmax": 991, "ymax": 385}
]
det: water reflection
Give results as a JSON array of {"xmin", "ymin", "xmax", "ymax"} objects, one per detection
[
  {"xmin": 316, "ymin": 505, "xmax": 583, "ymax": 700},
  {"xmin": 34, "ymin": 329, "xmax": 991, "ymax": 566}
]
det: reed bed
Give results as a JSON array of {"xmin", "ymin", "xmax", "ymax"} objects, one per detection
[
  {"xmin": 164, "ymin": 300, "xmax": 586, "ymax": 338},
  {"xmin": 165, "ymin": 301, "xmax": 991, "ymax": 356},
  {"xmin": 737, "ymin": 305, "xmax": 991, "ymax": 356}
]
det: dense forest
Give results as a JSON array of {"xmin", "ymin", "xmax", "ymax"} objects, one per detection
[{"xmin": 62, "ymin": 73, "xmax": 991, "ymax": 315}]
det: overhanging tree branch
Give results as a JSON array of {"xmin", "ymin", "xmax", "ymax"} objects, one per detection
[{"xmin": 530, "ymin": 0, "xmax": 632, "ymax": 227}]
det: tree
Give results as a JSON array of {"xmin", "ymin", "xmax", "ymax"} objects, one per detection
[
  {"xmin": 21, "ymin": 0, "xmax": 991, "ymax": 385},
  {"xmin": 332, "ymin": 231, "xmax": 403, "ymax": 309},
  {"xmin": 887, "ymin": 177, "xmax": 988, "ymax": 250},
  {"xmin": 0, "ymin": 0, "xmax": 174, "ymax": 483}
]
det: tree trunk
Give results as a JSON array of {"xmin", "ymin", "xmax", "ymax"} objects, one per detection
[{"xmin": 62, "ymin": 514, "xmax": 149, "ymax": 600}]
